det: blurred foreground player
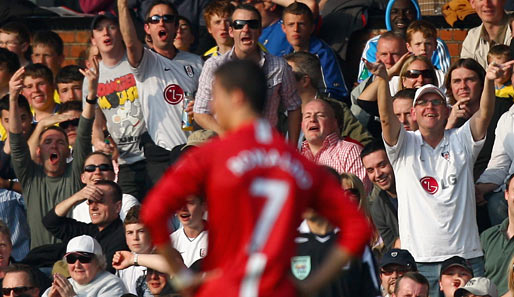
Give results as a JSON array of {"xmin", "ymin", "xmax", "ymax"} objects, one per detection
[{"xmin": 141, "ymin": 60, "xmax": 371, "ymax": 297}]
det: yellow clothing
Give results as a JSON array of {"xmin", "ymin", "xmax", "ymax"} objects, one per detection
[{"xmin": 496, "ymin": 84, "xmax": 514, "ymax": 99}]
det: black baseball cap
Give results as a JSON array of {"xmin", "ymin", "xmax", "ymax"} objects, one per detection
[
  {"xmin": 91, "ymin": 13, "xmax": 118, "ymax": 31},
  {"xmin": 380, "ymin": 249, "xmax": 417, "ymax": 271},
  {"xmin": 440, "ymin": 256, "xmax": 473, "ymax": 277}
]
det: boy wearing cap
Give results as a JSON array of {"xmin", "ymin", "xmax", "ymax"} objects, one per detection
[
  {"xmin": 365, "ymin": 57, "xmax": 512, "ymax": 297},
  {"xmin": 454, "ymin": 277, "xmax": 499, "ymax": 297},
  {"xmin": 42, "ymin": 235, "xmax": 127, "ymax": 297},
  {"xmin": 439, "ymin": 256, "xmax": 474, "ymax": 297},
  {"xmin": 380, "ymin": 249, "xmax": 417, "ymax": 297}
]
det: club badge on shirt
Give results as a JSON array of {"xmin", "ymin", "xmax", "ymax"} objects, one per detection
[
  {"xmin": 291, "ymin": 256, "xmax": 311, "ymax": 280},
  {"xmin": 441, "ymin": 151, "xmax": 450, "ymax": 161},
  {"xmin": 184, "ymin": 65, "xmax": 194, "ymax": 78},
  {"xmin": 200, "ymin": 248, "xmax": 206, "ymax": 258}
]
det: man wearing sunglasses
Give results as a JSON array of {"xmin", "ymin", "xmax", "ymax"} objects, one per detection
[
  {"xmin": 42, "ymin": 180, "xmax": 129, "ymax": 273},
  {"xmin": 118, "ymin": 0, "xmax": 204, "ymax": 186},
  {"xmin": 2, "ymin": 264, "xmax": 40, "ymax": 297},
  {"xmin": 380, "ymin": 249, "xmax": 417, "ymax": 297},
  {"xmin": 193, "ymin": 4, "xmax": 302, "ymax": 146},
  {"xmin": 367, "ymin": 59, "xmax": 510, "ymax": 297}
]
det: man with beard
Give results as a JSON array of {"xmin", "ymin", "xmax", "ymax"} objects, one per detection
[{"xmin": 380, "ymin": 249, "xmax": 417, "ymax": 297}]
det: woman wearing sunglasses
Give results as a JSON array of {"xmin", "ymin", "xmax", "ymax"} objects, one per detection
[
  {"xmin": 42, "ymin": 235, "xmax": 127, "ymax": 297},
  {"xmin": 392, "ymin": 55, "xmax": 442, "ymax": 95}
]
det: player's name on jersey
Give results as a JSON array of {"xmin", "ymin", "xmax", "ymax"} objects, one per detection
[{"xmin": 227, "ymin": 148, "xmax": 312, "ymax": 189}]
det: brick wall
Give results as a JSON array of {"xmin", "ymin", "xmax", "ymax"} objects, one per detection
[
  {"xmin": 438, "ymin": 29, "xmax": 468, "ymax": 65},
  {"xmin": 55, "ymin": 30, "xmax": 90, "ymax": 67}
]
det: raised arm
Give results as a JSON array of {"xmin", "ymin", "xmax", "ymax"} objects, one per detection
[
  {"xmin": 469, "ymin": 61, "xmax": 514, "ymax": 141},
  {"xmin": 8, "ymin": 67, "xmax": 25, "ymax": 135},
  {"xmin": 364, "ymin": 60, "xmax": 402, "ymax": 146},
  {"xmin": 118, "ymin": 0, "xmax": 144, "ymax": 67},
  {"xmin": 54, "ymin": 185, "xmax": 104, "ymax": 217},
  {"xmin": 79, "ymin": 56, "xmax": 99, "ymax": 120}
]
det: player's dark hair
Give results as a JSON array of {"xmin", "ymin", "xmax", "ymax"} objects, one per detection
[
  {"xmin": 214, "ymin": 60, "xmax": 267, "ymax": 115},
  {"xmin": 393, "ymin": 88, "xmax": 416, "ymax": 101},
  {"xmin": 59, "ymin": 101, "xmax": 83, "ymax": 114},
  {"xmin": 95, "ymin": 180, "xmax": 123, "ymax": 203},
  {"xmin": 233, "ymin": 4, "xmax": 262, "ymax": 27},
  {"xmin": 56, "ymin": 65, "xmax": 84, "ymax": 85},
  {"xmin": 144, "ymin": 0, "xmax": 179, "ymax": 24},
  {"xmin": 0, "ymin": 48, "xmax": 20, "ymax": 75},
  {"xmin": 394, "ymin": 272, "xmax": 429, "ymax": 294},
  {"xmin": 445, "ymin": 58, "xmax": 485, "ymax": 105},
  {"xmin": 124, "ymin": 205, "xmax": 142, "ymax": 225},
  {"xmin": 360, "ymin": 139, "xmax": 386, "ymax": 160},
  {"xmin": 24, "ymin": 63, "xmax": 54, "ymax": 85},
  {"xmin": 32, "ymin": 30, "xmax": 64, "ymax": 56},
  {"xmin": 0, "ymin": 94, "xmax": 31, "ymax": 118},
  {"xmin": 282, "ymin": 2, "xmax": 314, "ymax": 24}
]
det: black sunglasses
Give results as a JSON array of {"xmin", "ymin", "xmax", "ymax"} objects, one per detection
[
  {"xmin": 65, "ymin": 252, "xmax": 94, "ymax": 264},
  {"xmin": 84, "ymin": 163, "xmax": 113, "ymax": 172},
  {"xmin": 2, "ymin": 286, "xmax": 34, "ymax": 296},
  {"xmin": 380, "ymin": 266, "xmax": 411, "ymax": 276},
  {"xmin": 231, "ymin": 19, "xmax": 260, "ymax": 30},
  {"xmin": 404, "ymin": 69, "xmax": 434, "ymax": 79},
  {"xmin": 147, "ymin": 14, "xmax": 176, "ymax": 24},
  {"xmin": 60, "ymin": 118, "xmax": 80, "ymax": 130}
]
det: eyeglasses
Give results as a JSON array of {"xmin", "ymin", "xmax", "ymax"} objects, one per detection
[
  {"xmin": 380, "ymin": 266, "xmax": 411, "ymax": 276},
  {"xmin": 84, "ymin": 163, "xmax": 113, "ymax": 172},
  {"xmin": 146, "ymin": 14, "xmax": 176, "ymax": 24},
  {"xmin": 231, "ymin": 19, "xmax": 260, "ymax": 30},
  {"xmin": 415, "ymin": 98, "xmax": 445, "ymax": 107},
  {"xmin": 2, "ymin": 286, "xmax": 34, "ymax": 296},
  {"xmin": 404, "ymin": 69, "xmax": 434, "ymax": 79},
  {"xmin": 65, "ymin": 252, "xmax": 94, "ymax": 264},
  {"xmin": 60, "ymin": 118, "xmax": 79, "ymax": 130}
]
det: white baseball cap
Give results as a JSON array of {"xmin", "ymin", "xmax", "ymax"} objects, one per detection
[
  {"xmin": 454, "ymin": 277, "xmax": 498, "ymax": 297},
  {"xmin": 413, "ymin": 84, "xmax": 446, "ymax": 107},
  {"xmin": 65, "ymin": 235, "xmax": 103, "ymax": 256}
]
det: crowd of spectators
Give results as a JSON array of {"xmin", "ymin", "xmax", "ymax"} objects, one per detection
[{"xmin": 0, "ymin": 0, "xmax": 513, "ymax": 296}]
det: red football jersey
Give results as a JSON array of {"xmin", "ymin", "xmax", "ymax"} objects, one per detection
[{"xmin": 141, "ymin": 120, "xmax": 371, "ymax": 297}]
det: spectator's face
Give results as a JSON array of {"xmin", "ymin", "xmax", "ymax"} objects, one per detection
[
  {"xmin": 57, "ymin": 81, "xmax": 82, "ymax": 103},
  {"xmin": 125, "ymin": 223, "xmax": 152, "ymax": 254},
  {"xmin": 2, "ymin": 271, "xmax": 39, "ymax": 297},
  {"xmin": 146, "ymin": 269, "xmax": 168, "ymax": 295},
  {"xmin": 439, "ymin": 266, "xmax": 473, "ymax": 297},
  {"xmin": 38, "ymin": 129, "xmax": 69, "ymax": 177},
  {"xmin": 81, "ymin": 154, "xmax": 115, "ymax": 185},
  {"xmin": 88, "ymin": 184, "xmax": 121, "ymax": 230},
  {"xmin": 281, "ymin": 13, "xmax": 314, "ymax": 51},
  {"xmin": 470, "ymin": 0, "xmax": 506, "ymax": 24},
  {"xmin": 376, "ymin": 37, "xmax": 407, "ymax": 69},
  {"xmin": 177, "ymin": 196, "xmax": 205, "ymax": 229},
  {"xmin": 0, "ymin": 232, "xmax": 11, "ymax": 268},
  {"xmin": 59, "ymin": 110, "xmax": 81, "ymax": 146},
  {"xmin": 0, "ymin": 32, "xmax": 27, "ymax": 58},
  {"xmin": 31, "ymin": 45, "xmax": 62, "ymax": 77},
  {"xmin": 407, "ymin": 32, "xmax": 436, "ymax": 58},
  {"xmin": 301, "ymin": 100, "xmax": 338, "ymax": 147},
  {"xmin": 0, "ymin": 108, "xmax": 32, "ymax": 140},
  {"xmin": 91, "ymin": 19, "xmax": 123, "ymax": 55},
  {"xmin": 393, "ymin": 278, "xmax": 428, "ymax": 297},
  {"xmin": 393, "ymin": 97, "xmax": 418, "ymax": 131},
  {"xmin": 402, "ymin": 60, "xmax": 434, "ymax": 89},
  {"xmin": 67, "ymin": 253, "xmax": 101, "ymax": 285},
  {"xmin": 230, "ymin": 9, "xmax": 261, "ymax": 55},
  {"xmin": 412, "ymin": 93, "xmax": 449, "ymax": 131},
  {"xmin": 144, "ymin": 4, "xmax": 177, "ymax": 51},
  {"xmin": 381, "ymin": 264, "xmax": 411, "ymax": 295},
  {"xmin": 174, "ymin": 19, "xmax": 195, "ymax": 52},
  {"xmin": 450, "ymin": 67, "xmax": 482, "ymax": 107},
  {"xmin": 0, "ymin": 62, "xmax": 12, "ymax": 92},
  {"xmin": 22, "ymin": 76, "xmax": 54, "ymax": 112},
  {"xmin": 389, "ymin": 0, "xmax": 416, "ymax": 34},
  {"xmin": 207, "ymin": 13, "xmax": 233, "ymax": 47},
  {"xmin": 362, "ymin": 150, "xmax": 395, "ymax": 192}
]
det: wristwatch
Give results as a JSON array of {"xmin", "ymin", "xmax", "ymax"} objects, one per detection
[
  {"xmin": 86, "ymin": 96, "xmax": 98, "ymax": 104},
  {"xmin": 132, "ymin": 252, "xmax": 139, "ymax": 266}
]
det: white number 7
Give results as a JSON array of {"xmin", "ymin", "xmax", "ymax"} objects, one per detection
[{"xmin": 240, "ymin": 178, "xmax": 290, "ymax": 297}]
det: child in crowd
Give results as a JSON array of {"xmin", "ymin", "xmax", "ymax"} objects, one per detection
[
  {"xmin": 487, "ymin": 44, "xmax": 514, "ymax": 99},
  {"xmin": 406, "ymin": 20, "xmax": 438, "ymax": 66},
  {"xmin": 31, "ymin": 31, "xmax": 64, "ymax": 79},
  {"xmin": 21, "ymin": 63, "xmax": 59, "ymax": 122},
  {"xmin": 55, "ymin": 65, "xmax": 84, "ymax": 103},
  {"xmin": 0, "ymin": 22, "xmax": 31, "ymax": 67}
]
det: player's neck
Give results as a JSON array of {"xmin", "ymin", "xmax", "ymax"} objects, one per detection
[
  {"xmin": 228, "ymin": 110, "xmax": 260, "ymax": 131},
  {"xmin": 306, "ymin": 218, "xmax": 334, "ymax": 236}
]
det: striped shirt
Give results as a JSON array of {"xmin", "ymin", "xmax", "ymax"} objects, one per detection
[
  {"xmin": 194, "ymin": 47, "xmax": 301, "ymax": 127},
  {"xmin": 301, "ymin": 132, "xmax": 371, "ymax": 192}
]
